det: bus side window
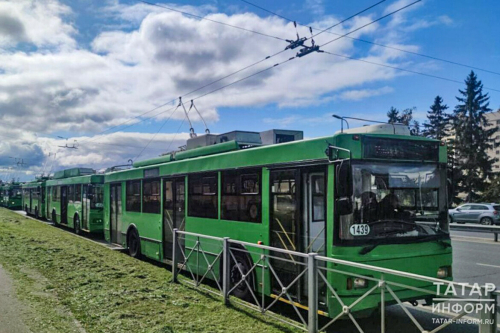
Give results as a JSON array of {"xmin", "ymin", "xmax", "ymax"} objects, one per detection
[
  {"xmin": 126, "ymin": 181, "xmax": 141, "ymax": 212},
  {"xmin": 221, "ymin": 169, "xmax": 261, "ymax": 223},
  {"xmin": 68, "ymin": 185, "xmax": 74, "ymax": 203},
  {"xmin": 75, "ymin": 184, "xmax": 82, "ymax": 202},
  {"xmin": 188, "ymin": 173, "xmax": 218, "ymax": 219},
  {"xmin": 143, "ymin": 179, "xmax": 160, "ymax": 214}
]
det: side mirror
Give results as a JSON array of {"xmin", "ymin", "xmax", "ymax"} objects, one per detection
[
  {"xmin": 456, "ymin": 208, "xmax": 461, "ymax": 211},
  {"xmin": 337, "ymin": 197, "xmax": 353, "ymax": 216},
  {"xmin": 336, "ymin": 161, "xmax": 353, "ymax": 197}
]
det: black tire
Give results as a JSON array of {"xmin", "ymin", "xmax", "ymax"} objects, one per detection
[
  {"xmin": 128, "ymin": 229, "xmax": 141, "ymax": 259},
  {"xmin": 74, "ymin": 215, "xmax": 81, "ymax": 235},
  {"xmin": 229, "ymin": 250, "xmax": 254, "ymax": 300},
  {"xmin": 481, "ymin": 217, "xmax": 493, "ymax": 225}
]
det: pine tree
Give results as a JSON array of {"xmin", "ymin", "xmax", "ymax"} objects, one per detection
[
  {"xmin": 387, "ymin": 107, "xmax": 414, "ymax": 126},
  {"xmin": 452, "ymin": 71, "xmax": 497, "ymax": 202},
  {"xmin": 412, "ymin": 120, "xmax": 421, "ymax": 136},
  {"xmin": 399, "ymin": 108, "xmax": 414, "ymax": 126},
  {"xmin": 423, "ymin": 96, "xmax": 449, "ymax": 140},
  {"xmin": 481, "ymin": 176, "xmax": 500, "ymax": 202},
  {"xmin": 387, "ymin": 107, "xmax": 399, "ymax": 124}
]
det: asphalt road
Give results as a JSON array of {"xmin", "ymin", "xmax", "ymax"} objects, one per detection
[{"xmin": 452, "ymin": 230, "xmax": 500, "ymax": 287}]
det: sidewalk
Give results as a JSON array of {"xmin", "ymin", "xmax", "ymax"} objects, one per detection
[{"xmin": 0, "ymin": 264, "xmax": 30, "ymax": 333}]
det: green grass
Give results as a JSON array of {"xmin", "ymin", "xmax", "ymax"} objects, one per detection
[{"xmin": 0, "ymin": 208, "xmax": 299, "ymax": 333}]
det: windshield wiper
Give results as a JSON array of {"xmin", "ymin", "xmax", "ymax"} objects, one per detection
[
  {"xmin": 359, "ymin": 232, "xmax": 450, "ymax": 255},
  {"xmin": 370, "ymin": 219, "xmax": 428, "ymax": 234},
  {"xmin": 359, "ymin": 229, "xmax": 406, "ymax": 255}
]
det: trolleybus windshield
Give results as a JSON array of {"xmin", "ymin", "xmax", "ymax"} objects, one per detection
[
  {"xmin": 89, "ymin": 184, "xmax": 104, "ymax": 209},
  {"xmin": 339, "ymin": 162, "xmax": 448, "ymax": 242}
]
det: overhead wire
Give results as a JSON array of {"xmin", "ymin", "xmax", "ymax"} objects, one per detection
[
  {"xmin": 73, "ymin": 0, "xmax": 389, "ymax": 149},
  {"xmin": 132, "ymin": 101, "xmax": 183, "ymax": 161},
  {"xmin": 139, "ymin": 0, "xmax": 286, "ymax": 41},
  {"xmin": 309, "ymin": 0, "xmax": 387, "ymax": 40},
  {"xmin": 320, "ymin": 0, "xmax": 422, "ymax": 48},
  {"xmin": 241, "ymin": 0, "xmax": 500, "ymax": 76},
  {"xmin": 108, "ymin": 0, "xmax": 423, "ymax": 161},
  {"xmin": 321, "ymin": 51, "xmax": 500, "ymax": 93}
]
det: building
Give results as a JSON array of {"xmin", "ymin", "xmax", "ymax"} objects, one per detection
[{"xmin": 484, "ymin": 109, "xmax": 500, "ymax": 173}]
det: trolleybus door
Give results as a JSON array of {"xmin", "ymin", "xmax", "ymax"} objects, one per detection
[
  {"xmin": 301, "ymin": 171, "xmax": 326, "ymax": 302},
  {"xmin": 29, "ymin": 189, "xmax": 33, "ymax": 213},
  {"xmin": 82, "ymin": 185, "xmax": 88, "ymax": 230},
  {"xmin": 163, "ymin": 177, "xmax": 185, "ymax": 261},
  {"xmin": 269, "ymin": 169, "xmax": 301, "ymax": 299},
  {"xmin": 303, "ymin": 172, "xmax": 326, "ymax": 255},
  {"xmin": 110, "ymin": 183, "xmax": 122, "ymax": 244},
  {"xmin": 61, "ymin": 186, "xmax": 68, "ymax": 224}
]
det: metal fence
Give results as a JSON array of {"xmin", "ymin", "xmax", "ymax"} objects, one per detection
[
  {"xmin": 450, "ymin": 223, "xmax": 500, "ymax": 242},
  {"xmin": 171, "ymin": 229, "xmax": 498, "ymax": 333}
]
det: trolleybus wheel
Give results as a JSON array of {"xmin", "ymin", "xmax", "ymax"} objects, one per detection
[
  {"xmin": 74, "ymin": 216, "xmax": 81, "ymax": 235},
  {"xmin": 128, "ymin": 229, "xmax": 141, "ymax": 259},
  {"xmin": 229, "ymin": 251, "xmax": 254, "ymax": 300}
]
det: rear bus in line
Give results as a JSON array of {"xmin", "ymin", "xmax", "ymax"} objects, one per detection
[
  {"xmin": 102, "ymin": 126, "xmax": 451, "ymax": 317},
  {"xmin": 1, "ymin": 183, "xmax": 23, "ymax": 210},
  {"xmin": 22, "ymin": 179, "xmax": 48, "ymax": 219},
  {"xmin": 46, "ymin": 168, "xmax": 104, "ymax": 234}
]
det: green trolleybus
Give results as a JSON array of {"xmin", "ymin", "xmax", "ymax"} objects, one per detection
[
  {"xmin": 1, "ymin": 182, "xmax": 23, "ymax": 210},
  {"xmin": 103, "ymin": 125, "xmax": 451, "ymax": 316},
  {"xmin": 0, "ymin": 184, "xmax": 5, "ymax": 207},
  {"xmin": 46, "ymin": 168, "xmax": 105, "ymax": 234},
  {"xmin": 22, "ymin": 179, "xmax": 48, "ymax": 219}
]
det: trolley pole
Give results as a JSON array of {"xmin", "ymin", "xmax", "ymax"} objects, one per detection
[
  {"xmin": 172, "ymin": 228, "xmax": 178, "ymax": 283},
  {"xmin": 222, "ymin": 237, "xmax": 230, "ymax": 305},
  {"xmin": 308, "ymin": 253, "xmax": 318, "ymax": 333}
]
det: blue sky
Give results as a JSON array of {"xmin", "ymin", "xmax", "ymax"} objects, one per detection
[
  {"xmin": 1, "ymin": 0, "xmax": 500, "ymax": 180},
  {"xmin": 67, "ymin": 0, "xmax": 500, "ymax": 137}
]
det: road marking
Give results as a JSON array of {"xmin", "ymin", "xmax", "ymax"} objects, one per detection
[{"xmin": 477, "ymin": 263, "xmax": 500, "ymax": 269}]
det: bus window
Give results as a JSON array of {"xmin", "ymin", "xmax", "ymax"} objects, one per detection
[
  {"xmin": 75, "ymin": 184, "xmax": 82, "ymax": 202},
  {"xmin": 68, "ymin": 185, "xmax": 74, "ymax": 203},
  {"xmin": 143, "ymin": 179, "xmax": 160, "ymax": 214},
  {"xmin": 221, "ymin": 169, "xmax": 261, "ymax": 223},
  {"xmin": 126, "ymin": 181, "xmax": 141, "ymax": 212},
  {"xmin": 53, "ymin": 186, "xmax": 60, "ymax": 201},
  {"xmin": 188, "ymin": 173, "xmax": 218, "ymax": 219}
]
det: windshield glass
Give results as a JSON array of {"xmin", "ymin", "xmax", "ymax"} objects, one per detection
[
  {"xmin": 339, "ymin": 162, "xmax": 448, "ymax": 242},
  {"xmin": 90, "ymin": 184, "xmax": 103, "ymax": 209}
]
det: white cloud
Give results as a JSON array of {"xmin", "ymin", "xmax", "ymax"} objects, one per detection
[
  {"xmin": 0, "ymin": 0, "xmax": 75, "ymax": 49},
  {"xmin": 0, "ymin": 0, "xmax": 439, "ymax": 179},
  {"xmin": 339, "ymin": 86, "xmax": 394, "ymax": 101}
]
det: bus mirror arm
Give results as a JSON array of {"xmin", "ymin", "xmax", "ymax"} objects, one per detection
[{"xmin": 327, "ymin": 145, "xmax": 352, "ymax": 162}]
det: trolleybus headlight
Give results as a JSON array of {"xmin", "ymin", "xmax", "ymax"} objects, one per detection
[
  {"xmin": 347, "ymin": 277, "xmax": 368, "ymax": 290},
  {"xmin": 437, "ymin": 266, "xmax": 451, "ymax": 278}
]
